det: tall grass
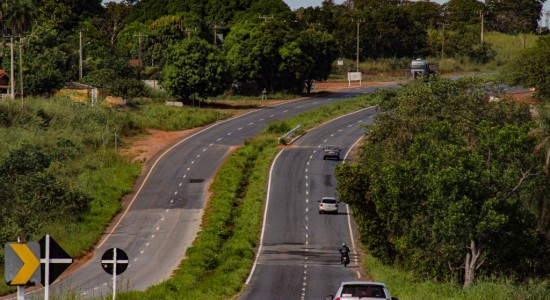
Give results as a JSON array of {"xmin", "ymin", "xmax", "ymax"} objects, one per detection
[
  {"xmin": 0, "ymin": 96, "xmax": 235, "ymax": 296},
  {"xmin": 364, "ymin": 254, "xmax": 550, "ymax": 300}
]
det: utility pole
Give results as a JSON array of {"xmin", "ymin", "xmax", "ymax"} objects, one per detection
[
  {"xmin": 183, "ymin": 27, "xmax": 197, "ymax": 39},
  {"xmin": 355, "ymin": 19, "xmax": 365, "ymax": 72},
  {"xmin": 212, "ymin": 22, "xmax": 223, "ymax": 46},
  {"xmin": 133, "ymin": 32, "xmax": 148, "ymax": 80},
  {"xmin": 546, "ymin": 11, "xmax": 550, "ymax": 31},
  {"xmin": 79, "ymin": 29, "xmax": 83, "ymax": 80},
  {"xmin": 479, "ymin": 11, "xmax": 485, "ymax": 43},
  {"xmin": 19, "ymin": 38, "xmax": 24, "ymax": 103},
  {"xmin": 259, "ymin": 15, "xmax": 274, "ymax": 22},
  {"xmin": 441, "ymin": 24, "xmax": 447, "ymax": 61},
  {"xmin": 5, "ymin": 35, "xmax": 21, "ymax": 100}
]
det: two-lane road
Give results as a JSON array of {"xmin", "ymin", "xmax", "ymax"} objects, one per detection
[
  {"xmin": 42, "ymin": 85, "xmax": 391, "ymax": 298},
  {"xmin": 239, "ymin": 106, "xmax": 377, "ymax": 300}
]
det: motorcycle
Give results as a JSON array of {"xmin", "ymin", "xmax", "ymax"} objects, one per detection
[{"xmin": 341, "ymin": 254, "xmax": 350, "ymax": 267}]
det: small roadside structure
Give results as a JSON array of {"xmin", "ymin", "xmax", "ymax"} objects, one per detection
[
  {"xmin": 56, "ymin": 82, "xmax": 102, "ymax": 105},
  {"xmin": 0, "ymin": 69, "xmax": 9, "ymax": 96}
]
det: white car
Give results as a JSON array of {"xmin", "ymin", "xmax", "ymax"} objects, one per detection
[
  {"xmin": 318, "ymin": 197, "xmax": 339, "ymax": 214},
  {"xmin": 326, "ymin": 281, "xmax": 398, "ymax": 300}
]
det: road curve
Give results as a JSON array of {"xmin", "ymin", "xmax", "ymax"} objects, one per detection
[{"xmin": 32, "ymin": 84, "xmax": 393, "ymax": 298}]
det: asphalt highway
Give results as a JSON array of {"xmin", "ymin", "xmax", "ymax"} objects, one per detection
[
  {"xmin": 34, "ymin": 84, "xmax": 391, "ymax": 299},
  {"xmin": 238, "ymin": 106, "xmax": 377, "ymax": 300}
]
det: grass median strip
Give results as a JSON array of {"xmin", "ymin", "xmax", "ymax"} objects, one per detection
[{"xmin": 114, "ymin": 93, "xmax": 379, "ymax": 300}]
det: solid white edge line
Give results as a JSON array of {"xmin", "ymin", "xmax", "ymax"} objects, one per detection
[
  {"xmin": 96, "ymin": 95, "xmax": 312, "ymax": 250},
  {"xmin": 343, "ymin": 136, "xmax": 364, "ymax": 279},
  {"xmin": 245, "ymin": 149, "xmax": 285, "ymax": 285}
]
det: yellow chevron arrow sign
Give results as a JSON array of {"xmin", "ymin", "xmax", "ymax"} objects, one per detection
[{"xmin": 4, "ymin": 242, "xmax": 41, "ymax": 286}]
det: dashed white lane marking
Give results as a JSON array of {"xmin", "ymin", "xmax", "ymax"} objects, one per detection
[
  {"xmin": 183, "ymin": 174, "xmax": 186, "ymax": 178},
  {"xmin": 227, "ymin": 132, "xmax": 232, "ymax": 136},
  {"xmin": 283, "ymin": 110, "xmax": 289, "ymax": 113},
  {"xmin": 165, "ymin": 209, "xmax": 169, "ymax": 212},
  {"xmin": 248, "ymin": 122, "xmax": 254, "ymax": 125},
  {"xmin": 330, "ymin": 133, "xmax": 335, "ymax": 137},
  {"xmin": 146, "ymin": 242, "xmax": 150, "ymax": 246},
  {"xmin": 133, "ymin": 258, "xmax": 138, "ymax": 262},
  {"xmin": 151, "ymin": 234, "xmax": 155, "ymax": 238},
  {"xmin": 179, "ymin": 182, "xmax": 182, "ymax": 187},
  {"xmin": 191, "ymin": 160, "xmax": 195, "ymax": 164},
  {"xmin": 140, "ymin": 250, "xmax": 144, "ymax": 254},
  {"xmin": 156, "ymin": 227, "xmax": 160, "ymax": 230},
  {"xmin": 297, "ymin": 105, "xmax": 304, "ymax": 108},
  {"xmin": 209, "ymin": 143, "xmax": 214, "ymax": 147},
  {"xmin": 203, "ymin": 148, "xmax": 208, "ymax": 152},
  {"xmin": 238, "ymin": 127, "xmax": 243, "ymax": 130},
  {"xmin": 171, "ymin": 199, "xmax": 174, "ymax": 203},
  {"xmin": 174, "ymin": 191, "xmax": 178, "ymax": 195},
  {"xmin": 270, "ymin": 114, "xmax": 275, "ymax": 117},
  {"xmin": 187, "ymin": 167, "xmax": 191, "ymax": 171},
  {"xmin": 217, "ymin": 138, "xmax": 222, "ymax": 141},
  {"xmin": 348, "ymin": 124, "xmax": 353, "ymax": 127},
  {"xmin": 196, "ymin": 154, "xmax": 201, "ymax": 158},
  {"xmin": 160, "ymin": 218, "xmax": 165, "ymax": 222},
  {"xmin": 260, "ymin": 118, "xmax": 264, "ymax": 121}
]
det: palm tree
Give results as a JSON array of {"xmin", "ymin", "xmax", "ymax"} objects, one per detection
[{"xmin": 4, "ymin": 0, "xmax": 37, "ymax": 35}]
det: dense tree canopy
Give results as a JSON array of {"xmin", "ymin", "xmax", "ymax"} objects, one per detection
[
  {"xmin": 336, "ymin": 78, "xmax": 550, "ymax": 287},
  {"xmin": 163, "ymin": 37, "xmax": 231, "ymax": 101}
]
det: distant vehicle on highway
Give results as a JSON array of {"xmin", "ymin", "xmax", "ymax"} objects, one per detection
[
  {"xmin": 323, "ymin": 145, "xmax": 341, "ymax": 160},
  {"xmin": 325, "ymin": 281, "xmax": 398, "ymax": 300},
  {"xmin": 318, "ymin": 197, "xmax": 339, "ymax": 214}
]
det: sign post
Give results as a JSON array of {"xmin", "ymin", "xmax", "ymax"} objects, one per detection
[
  {"xmin": 101, "ymin": 248, "xmax": 129, "ymax": 300},
  {"xmin": 39, "ymin": 235, "xmax": 73, "ymax": 300}
]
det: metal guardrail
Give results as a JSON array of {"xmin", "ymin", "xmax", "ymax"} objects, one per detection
[{"xmin": 278, "ymin": 125, "xmax": 301, "ymax": 144}]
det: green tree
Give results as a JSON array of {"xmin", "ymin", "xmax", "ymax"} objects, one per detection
[
  {"xmin": 486, "ymin": 0, "xmax": 543, "ymax": 34},
  {"xmin": 224, "ymin": 20, "xmax": 298, "ymax": 92},
  {"xmin": 500, "ymin": 35, "xmax": 550, "ymax": 98},
  {"xmin": 18, "ymin": 24, "xmax": 67, "ymax": 96},
  {"xmin": 297, "ymin": 29, "xmax": 338, "ymax": 93},
  {"xmin": 95, "ymin": 1, "xmax": 131, "ymax": 46},
  {"xmin": 336, "ymin": 78, "xmax": 547, "ymax": 287},
  {"xmin": 2, "ymin": 0, "xmax": 37, "ymax": 34},
  {"xmin": 163, "ymin": 37, "xmax": 231, "ymax": 102},
  {"xmin": 110, "ymin": 78, "xmax": 149, "ymax": 102},
  {"xmin": 443, "ymin": 0, "xmax": 486, "ymax": 30}
]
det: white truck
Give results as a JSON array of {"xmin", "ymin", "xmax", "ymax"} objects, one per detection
[{"xmin": 410, "ymin": 58, "xmax": 438, "ymax": 79}]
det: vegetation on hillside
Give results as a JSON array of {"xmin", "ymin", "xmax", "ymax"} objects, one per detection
[{"xmin": 336, "ymin": 77, "xmax": 550, "ymax": 288}]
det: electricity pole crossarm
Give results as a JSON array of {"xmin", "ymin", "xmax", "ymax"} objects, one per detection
[
  {"xmin": 184, "ymin": 28, "xmax": 198, "ymax": 39},
  {"xmin": 259, "ymin": 15, "xmax": 274, "ymax": 22}
]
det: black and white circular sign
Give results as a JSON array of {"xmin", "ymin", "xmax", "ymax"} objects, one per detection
[{"xmin": 101, "ymin": 248, "xmax": 128, "ymax": 275}]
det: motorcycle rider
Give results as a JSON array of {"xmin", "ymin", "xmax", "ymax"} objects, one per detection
[{"xmin": 339, "ymin": 243, "xmax": 350, "ymax": 265}]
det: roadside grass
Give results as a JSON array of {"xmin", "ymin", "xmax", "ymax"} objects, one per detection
[
  {"xmin": 365, "ymin": 254, "xmax": 550, "ymax": 300},
  {"xmin": 211, "ymin": 92, "xmax": 298, "ymax": 101},
  {"xmin": 0, "ymin": 96, "xmax": 233, "ymax": 296},
  {"xmin": 132, "ymin": 104, "xmax": 232, "ymax": 131},
  {"xmin": 106, "ymin": 92, "xmax": 380, "ymax": 300}
]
